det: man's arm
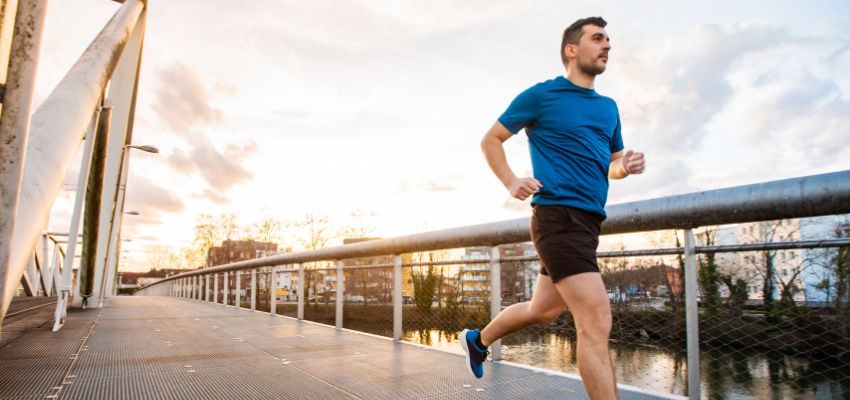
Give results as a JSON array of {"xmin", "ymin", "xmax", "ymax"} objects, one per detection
[
  {"xmin": 481, "ymin": 121, "xmax": 542, "ymax": 200},
  {"xmin": 609, "ymin": 149, "xmax": 645, "ymax": 180}
]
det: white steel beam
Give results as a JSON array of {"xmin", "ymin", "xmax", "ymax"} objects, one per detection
[
  {"xmin": 0, "ymin": 0, "xmax": 47, "ymax": 326},
  {"xmin": 4, "ymin": 0, "xmax": 144, "ymax": 323}
]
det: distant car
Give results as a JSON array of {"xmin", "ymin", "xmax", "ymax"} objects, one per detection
[
  {"xmin": 607, "ymin": 291, "xmax": 626, "ymax": 301},
  {"xmin": 402, "ymin": 296, "xmax": 413, "ymax": 304}
]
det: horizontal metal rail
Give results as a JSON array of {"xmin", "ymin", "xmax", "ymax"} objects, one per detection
[
  {"xmin": 198, "ymin": 238, "xmax": 850, "ymax": 273},
  {"xmin": 137, "ymin": 170, "xmax": 850, "ymax": 290}
]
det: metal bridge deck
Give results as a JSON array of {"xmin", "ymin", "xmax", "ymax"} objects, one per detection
[{"xmin": 0, "ymin": 296, "xmax": 679, "ymax": 399}]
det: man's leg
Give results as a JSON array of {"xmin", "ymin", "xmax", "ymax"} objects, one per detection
[
  {"xmin": 480, "ymin": 274, "xmax": 565, "ymax": 347},
  {"xmin": 554, "ymin": 272, "xmax": 617, "ymax": 400}
]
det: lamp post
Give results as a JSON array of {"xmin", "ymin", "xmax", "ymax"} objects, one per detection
[
  {"xmin": 102, "ymin": 144, "xmax": 158, "ymax": 298},
  {"xmin": 124, "ymin": 144, "xmax": 158, "ymax": 153}
]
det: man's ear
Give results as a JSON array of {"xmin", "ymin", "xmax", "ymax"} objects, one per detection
[{"xmin": 564, "ymin": 43, "xmax": 577, "ymax": 61}]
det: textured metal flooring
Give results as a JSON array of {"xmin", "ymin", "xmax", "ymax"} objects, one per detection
[
  {"xmin": 0, "ymin": 296, "xmax": 682, "ymax": 399},
  {"xmin": 1, "ymin": 297, "xmax": 59, "ymax": 348}
]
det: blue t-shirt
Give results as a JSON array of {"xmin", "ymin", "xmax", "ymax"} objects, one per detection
[{"xmin": 498, "ymin": 76, "xmax": 624, "ymax": 218}]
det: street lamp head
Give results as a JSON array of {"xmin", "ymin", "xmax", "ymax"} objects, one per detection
[
  {"xmin": 125, "ymin": 144, "xmax": 159, "ymax": 154},
  {"xmin": 124, "ymin": 211, "xmax": 140, "ymax": 216}
]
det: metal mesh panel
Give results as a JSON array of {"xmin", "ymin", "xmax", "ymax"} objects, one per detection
[
  {"xmin": 272, "ymin": 268, "xmax": 299, "ymax": 318},
  {"xmin": 255, "ymin": 270, "xmax": 271, "ymax": 312},
  {"xmin": 693, "ymin": 223, "xmax": 850, "ymax": 399},
  {"xmin": 301, "ymin": 263, "xmax": 336, "ymax": 326},
  {"xmin": 400, "ymin": 249, "xmax": 493, "ymax": 352},
  {"xmin": 341, "ymin": 258, "xmax": 393, "ymax": 337}
]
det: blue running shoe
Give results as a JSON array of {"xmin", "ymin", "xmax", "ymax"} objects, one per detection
[{"xmin": 460, "ymin": 328, "xmax": 488, "ymax": 379}]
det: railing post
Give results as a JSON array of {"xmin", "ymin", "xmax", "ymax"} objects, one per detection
[
  {"xmin": 335, "ymin": 260, "xmax": 344, "ymax": 329},
  {"xmin": 213, "ymin": 273, "xmax": 218, "ymax": 303},
  {"xmin": 223, "ymin": 272, "xmax": 229, "ymax": 306},
  {"xmin": 297, "ymin": 264, "xmax": 304, "ymax": 320},
  {"xmin": 489, "ymin": 246, "xmax": 502, "ymax": 361},
  {"xmin": 250, "ymin": 268, "xmax": 257, "ymax": 311},
  {"xmin": 270, "ymin": 266, "xmax": 277, "ymax": 315},
  {"xmin": 235, "ymin": 271, "xmax": 241, "ymax": 309},
  {"xmin": 393, "ymin": 254, "xmax": 402, "ymax": 341},
  {"xmin": 684, "ymin": 228, "xmax": 701, "ymax": 400}
]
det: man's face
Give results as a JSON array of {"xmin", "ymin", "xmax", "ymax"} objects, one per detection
[{"xmin": 567, "ymin": 25, "xmax": 611, "ymax": 76}]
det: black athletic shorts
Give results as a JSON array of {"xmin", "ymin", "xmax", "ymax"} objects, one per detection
[{"xmin": 530, "ymin": 205, "xmax": 603, "ymax": 283}]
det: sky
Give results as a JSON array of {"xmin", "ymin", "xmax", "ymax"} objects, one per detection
[{"xmin": 34, "ymin": 1, "xmax": 850, "ymax": 272}]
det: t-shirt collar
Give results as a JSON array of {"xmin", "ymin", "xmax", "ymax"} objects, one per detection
[{"xmin": 559, "ymin": 75, "xmax": 596, "ymax": 93}]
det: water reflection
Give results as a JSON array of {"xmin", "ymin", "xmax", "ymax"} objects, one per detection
[{"xmin": 397, "ymin": 328, "xmax": 850, "ymax": 399}]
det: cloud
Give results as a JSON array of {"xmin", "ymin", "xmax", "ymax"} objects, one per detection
[
  {"xmin": 200, "ymin": 189, "xmax": 230, "ymax": 205},
  {"xmin": 165, "ymin": 148, "xmax": 196, "ymax": 174},
  {"xmin": 151, "ymin": 63, "xmax": 222, "ymax": 134},
  {"xmin": 190, "ymin": 140, "xmax": 257, "ymax": 191},
  {"xmin": 613, "ymin": 21, "xmax": 792, "ymax": 155},
  {"xmin": 124, "ymin": 176, "xmax": 186, "ymax": 222},
  {"xmin": 602, "ymin": 20, "xmax": 850, "ymax": 192},
  {"xmin": 166, "ymin": 139, "xmax": 258, "ymax": 192}
]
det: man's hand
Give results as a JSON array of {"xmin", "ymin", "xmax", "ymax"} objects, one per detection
[
  {"xmin": 507, "ymin": 177, "xmax": 543, "ymax": 201},
  {"xmin": 621, "ymin": 150, "xmax": 645, "ymax": 175}
]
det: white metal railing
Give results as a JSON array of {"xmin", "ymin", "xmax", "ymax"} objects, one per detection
[{"xmin": 136, "ymin": 170, "xmax": 850, "ymax": 400}]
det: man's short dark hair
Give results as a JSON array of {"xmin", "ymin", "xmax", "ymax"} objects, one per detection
[{"xmin": 560, "ymin": 16, "xmax": 607, "ymax": 63}]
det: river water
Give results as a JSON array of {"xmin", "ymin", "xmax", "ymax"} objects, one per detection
[{"xmin": 397, "ymin": 328, "xmax": 850, "ymax": 399}]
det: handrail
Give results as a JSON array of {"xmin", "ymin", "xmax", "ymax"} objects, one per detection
[{"xmin": 138, "ymin": 170, "xmax": 850, "ymax": 289}]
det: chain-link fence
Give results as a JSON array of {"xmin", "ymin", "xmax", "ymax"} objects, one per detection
[
  {"xmin": 340, "ymin": 258, "xmax": 394, "ymax": 337},
  {"xmin": 398, "ymin": 250, "xmax": 492, "ymax": 351},
  {"xmin": 168, "ymin": 230, "xmax": 849, "ymax": 399},
  {"xmin": 301, "ymin": 262, "xmax": 336, "ymax": 326}
]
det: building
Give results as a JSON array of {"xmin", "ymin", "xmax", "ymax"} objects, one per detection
[
  {"xmin": 341, "ymin": 238, "xmax": 395, "ymax": 303},
  {"xmin": 461, "ymin": 245, "xmax": 540, "ymax": 305},
  {"xmin": 704, "ymin": 214, "xmax": 850, "ymax": 304},
  {"xmin": 206, "ymin": 239, "xmax": 278, "ymax": 268},
  {"xmin": 206, "ymin": 239, "xmax": 278, "ymax": 301}
]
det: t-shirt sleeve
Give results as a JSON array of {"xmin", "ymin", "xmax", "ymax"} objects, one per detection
[
  {"xmin": 497, "ymin": 86, "xmax": 539, "ymax": 134},
  {"xmin": 610, "ymin": 114, "xmax": 624, "ymax": 153}
]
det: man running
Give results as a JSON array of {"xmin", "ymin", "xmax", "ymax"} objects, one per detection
[{"xmin": 460, "ymin": 16, "xmax": 645, "ymax": 400}]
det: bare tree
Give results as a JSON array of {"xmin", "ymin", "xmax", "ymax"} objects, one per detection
[
  {"xmin": 342, "ymin": 210, "xmax": 377, "ymax": 239},
  {"xmin": 146, "ymin": 245, "xmax": 178, "ymax": 270},
  {"xmin": 253, "ymin": 215, "xmax": 283, "ymax": 244},
  {"xmin": 193, "ymin": 213, "xmax": 221, "ymax": 266},
  {"xmin": 180, "ymin": 246, "xmax": 205, "ymax": 269},
  {"xmin": 219, "ymin": 213, "xmax": 239, "ymax": 241},
  {"xmin": 292, "ymin": 213, "xmax": 335, "ymax": 307},
  {"xmin": 294, "ymin": 213, "xmax": 334, "ymax": 251},
  {"xmin": 740, "ymin": 219, "xmax": 810, "ymax": 316}
]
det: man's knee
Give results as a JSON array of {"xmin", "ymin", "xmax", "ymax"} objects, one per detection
[
  {"xmin": 535, "ymin": 307, "xmax": 563, "ymax": 324},
  {"xmin": 576, "ymin": 311, "xmax": 612, "ymax": 341}
]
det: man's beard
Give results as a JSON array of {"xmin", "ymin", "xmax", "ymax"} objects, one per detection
[{"xmin": 577, "ymin": 58, "xmax": 606, "ymax": 76}]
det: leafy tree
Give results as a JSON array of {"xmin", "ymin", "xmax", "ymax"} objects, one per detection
[
  {"xmin": 698, "ymin": 228, "xmax": 721, "ymax": 314},
  {"xmin": 411, "ymin": 265, "xmax": 438, "ymax": 314}
]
